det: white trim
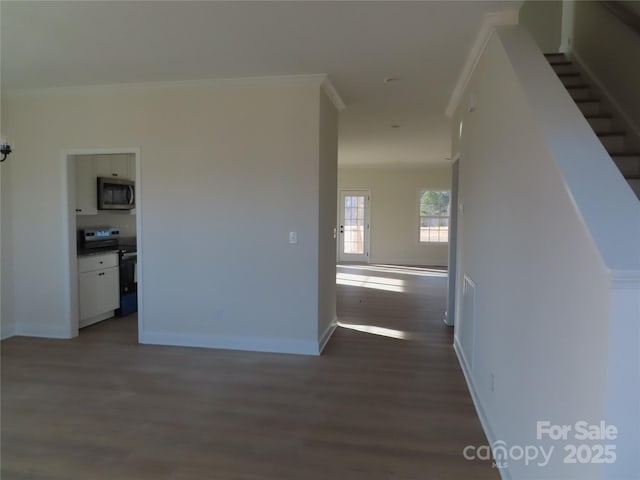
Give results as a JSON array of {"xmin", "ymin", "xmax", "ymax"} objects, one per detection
[
  {"xmin": 559, "ymin": 0, "xmax": 575, "ymax": 54},
  {"xmin": 445, "ymin": 9, "xmax": 520, "ymax": 118},
  {"xmin": 62, "ymin": 147, "xmax": 143, "ymax": 341},
  {"xmin": 609, "ymin": 268, "xmax": 640, "ymax": 289},
  {"xmin": 140, "ymin": 331, "xmax": 324, "ymax": 356},
  {"xmin": 134, "ymin": 148, "xmax": 145, "ymax": 343},
  {"xmin": 320, "ymin": 77, "xmax": 346, "ymax": 111},
  {"xmin": 14, "ymin": 323, "xmax": 72, "ymax": 339},
  {"xmin": 570, "ymin": 50, "xmax": 640, "ymax": 144},
  {"xmin": 8, "ymin": 74, "xmax": 337, "ymax": 98},
  {"xmin": 318, "ymin": 318, "xmax": 338, "ymax": 354},
  {"xmin": 1, "ymin": 325, "xmax": 15, "ymax": 340},
  {"xmin": 454, "ymin": 338, "xmax": 511, "ymax": 480}
]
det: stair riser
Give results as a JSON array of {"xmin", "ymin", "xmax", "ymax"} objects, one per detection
[
  {"xmin": 613, "ymin": 157, "xmax": 640, "ymax": 177},
  {"xmin": 628, "ymin": 179, "xmax": 640, "ymax": 200},
  {"xmin": 568, "ymin": 88, "xmax": 592, "ymax": 100},
  {"xmin": 578, "ymin": 102, "xmax": 602, "ymax": 116},
  {"xmin": 560, "ymin": 76, "xmax": 584, "ymax": 87},
  {"xmin": 599, "ymin": 135, "xmax": 626, "ymax": 152},
  {"xmin": 552, "ymin": 64, "xmax": 578, "ymax": 75},
  {"xmin": 587, "ymin": 118, "xmax": 613, "ymax": 131}
]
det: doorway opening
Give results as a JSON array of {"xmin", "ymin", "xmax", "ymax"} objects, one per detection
[{"xmin": 63, "ymin": 148, "xmax": 143, "ymax": 341}]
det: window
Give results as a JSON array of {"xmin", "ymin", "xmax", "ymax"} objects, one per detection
[{"xmin": 419, "ymin": 190, "xmax": 450, "ymax": 243}]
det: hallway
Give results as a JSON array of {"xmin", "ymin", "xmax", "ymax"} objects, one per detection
[{"xmin": 1, "ymin": 265, "xmax": 496, "ymax": 479}]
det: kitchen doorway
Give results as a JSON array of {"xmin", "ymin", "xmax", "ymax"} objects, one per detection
[{"xmin": 62, "ymin": 148, "xmax": 143, "ymax": 340}]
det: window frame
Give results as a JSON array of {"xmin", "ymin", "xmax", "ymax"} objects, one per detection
[{"xmin": 418, "ymin": 189, "xmax": 451, "ymax": 244}]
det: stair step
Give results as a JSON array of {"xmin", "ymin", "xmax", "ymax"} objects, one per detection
[
  {"xmin": 549, "ymin": 60, "xmax": 572, "ymax": 66},
  {"xmin": 611, "ymin": 153, "xmax": 640, "ymax": 177},
  {"xmin": 567, "ymin": 84, "xmax": 590, "ymax": 89},
  {"xmin": 552, "ymin": 64, "xmax": 579, "ymax": 75},
  {"xmin": 586, "ymin": 116, "xmax": 613, "ymax": 131},
  {"xmin": 597, "ymin": 131, "xmax": 626, "ymax": 137},
  {"xmin": 598, "ymin": 132, "xmax": 626, "ymax": 152},
  {"xmin": 576, "ymin": 99, "xmax": 602, "ymax": 115},
  {"xmin": 568, "ymin": 85, "xmax": 593, "ymax": 100},
  {"xmin": 560, "ymin": 74, "xmax": 584, "ymax": 87},
  {"xmin": 627, "ymin": 179, "xmax": 640, "ymax": 200}
]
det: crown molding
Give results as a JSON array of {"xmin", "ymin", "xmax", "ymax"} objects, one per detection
[
  {"xmin": 7, "ymin": 74, "xmax": 334, "ymax": 98},
  {"xmin": 445, "ymin": 8, "xmax": 519, "ymax": 118},
  {"xmin": 321, "ymin": 76, "xmax": 346, "ymax": 111}
]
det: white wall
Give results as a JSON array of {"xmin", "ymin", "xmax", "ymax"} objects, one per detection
[
  {"xmin": 519, "ymin": 0, "xmax": 562, "ymax": 53},
  {"xmin": 2, "ymin": 77, "xmax": 339, "ymax": 354},
  {"xmin": 570, "ymin": 0, "xmax": 640, "ymax": 139},
  {"xmin": 338, "ymin": 165, "xmax": 451, "ymax": 266},
  {"xmin": 452, "ymin": 26, "xmax": 640, "ymax": 479},
  {"xmin": 317, "ymin": 90, "xmax": 338, "ymax": 347}
]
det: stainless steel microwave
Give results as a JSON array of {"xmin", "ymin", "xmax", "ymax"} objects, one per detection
[{"xmin": 97, "ymin": 177, "xmax": 135, "ymax": 210}]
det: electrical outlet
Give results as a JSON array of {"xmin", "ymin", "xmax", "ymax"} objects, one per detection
[{"xmin": 289, "ymin": 231, "xmax": 297, "ymax": 244}]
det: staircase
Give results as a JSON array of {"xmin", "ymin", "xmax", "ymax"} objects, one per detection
[{"xmin": 545, "ymin": 53, "xmax": 640, "ymax": 200}]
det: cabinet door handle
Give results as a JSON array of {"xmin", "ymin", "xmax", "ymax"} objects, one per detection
[
  {"xmin": 99, "ymin": 261, "xmax": 103, "ymax": 264},
  {"xmin": 112, "ymin": 173, "xmax": 118, "ymax": 177},
  {"xmin": 75, "ymin": 209, "xmax": 81, "ymax": 212},
  {"xmin": 98, "ymin": 272, "xmax": 105, "ymax": 276}
]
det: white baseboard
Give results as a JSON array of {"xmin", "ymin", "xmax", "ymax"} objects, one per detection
[
  {"xmin": 318, "ymin": 318, "xmax": 337, "ymax": 354},
  {"xmin": 1, "ymin": 325, "xmax": 15, "ymax": 340},
  {"xmin": 140, "ymin": 331, "xmax": 324, "ymax": 356},
  {"xmin": 453, "ymin": 337, "xmax": 511, "ymax": 480},
  {"xmin": 368, "ymin": 257, "xmax": 448, "ymax": 267},
  {"xmin": 14, "ymin": 323, "xmax": 72, "ymax": 339}
]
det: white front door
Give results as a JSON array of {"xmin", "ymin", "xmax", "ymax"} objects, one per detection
[{"xmin": 338, "ymin": 190, "xmax": 370, "ymax": 262}]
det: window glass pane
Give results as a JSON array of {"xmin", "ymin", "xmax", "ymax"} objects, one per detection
[
  {"xmin": 419, "ymin": 190, "xmax": 450, "ymax": 243},
  {"xmin": 343, "ymin": 195, "xmax": 365, "ymax": 254}
]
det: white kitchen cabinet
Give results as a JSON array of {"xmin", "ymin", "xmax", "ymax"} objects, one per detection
[
  {"xmin": 78, "ymin": 252, "xmax": 120, "ymax": 328},
  {"xmin": 75, "ymin": 157, "xmax": 98, "ymax": 215},
  {"xmin": 94, "ymin": 154, "xmax": 134, "ymax": 180}
]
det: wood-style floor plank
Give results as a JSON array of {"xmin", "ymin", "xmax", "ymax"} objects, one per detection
[{"xmin": 1, "ymin": 264, "xmax": 497, "ymax": 479}]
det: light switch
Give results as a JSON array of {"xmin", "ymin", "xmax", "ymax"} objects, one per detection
[{"xmin": 289, "ymin": 231, "xmax": 297, "ymax": 244}]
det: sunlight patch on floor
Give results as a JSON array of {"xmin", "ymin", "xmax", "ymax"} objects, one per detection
[
  {"xmin": 339, "ymin": 264, "xmax": 447, "ymax": 278},
  {"xmin": 337, "ymin": 321, "xmax": 409, "ymax": 340},
  {"xmin": 336, "ymin": 272, "xmax": 405, "ymax": 292}
]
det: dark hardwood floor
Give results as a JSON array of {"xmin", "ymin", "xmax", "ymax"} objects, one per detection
[{"xmin": 1, "ymin": 264, "xmax": 497, "ymax": 479}]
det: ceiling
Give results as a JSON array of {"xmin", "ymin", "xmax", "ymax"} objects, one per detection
[{"xmin": 1, "ymin": 1, "xmax": 520, "ymax": 167}]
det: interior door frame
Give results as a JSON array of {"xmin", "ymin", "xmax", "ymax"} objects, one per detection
[
  {"xmin": 62, "ymin": 147, "xmax": 143, "ymax": 340},
  {"xmin": 337, "ymin": 188, "xmax": 371, "ymax": 263},
  {"xmin": 445, "ymin": 156, "xmax": 460, "ymax": 326}
]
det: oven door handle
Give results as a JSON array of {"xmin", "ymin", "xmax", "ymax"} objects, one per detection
[
  {"xmin": 121, "ymin": 252, "xmax": 137, "ymax": 260},
  {"xmin": 128, "ymin": 185, "xmax": 135, "ymax": 205}
]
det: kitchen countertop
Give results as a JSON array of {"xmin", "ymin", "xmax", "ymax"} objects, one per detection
[{"xmin": 77, "ymin": 247, "xmax": 121, "ymax": 257}]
